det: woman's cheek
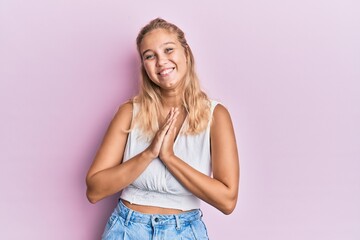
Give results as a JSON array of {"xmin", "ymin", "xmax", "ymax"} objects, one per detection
[{"xmin": 144, "ymin": 64, "xmax": 154, "ymax": 79}]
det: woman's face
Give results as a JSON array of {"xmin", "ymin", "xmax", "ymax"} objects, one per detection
[{"xmin": 139, "ymin": 28, "xmax": 188, "ymax": 91}]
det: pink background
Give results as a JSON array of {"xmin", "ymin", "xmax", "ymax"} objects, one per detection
[{"xmin": 1, "ymin": 0, "xmax": 359, "ymax": 239}]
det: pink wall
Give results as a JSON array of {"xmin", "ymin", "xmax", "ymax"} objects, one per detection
[{"xmin": 1, "ymin": 0, "xmax": 359, "ymax": 239}]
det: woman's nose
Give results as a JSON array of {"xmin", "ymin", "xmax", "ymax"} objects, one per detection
[{"xmin": 156, "ymin": 55, "xmax": 168, "ymax": 67}]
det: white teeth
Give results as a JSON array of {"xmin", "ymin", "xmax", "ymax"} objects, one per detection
[{"xmin": 159, "ymin": 68, "xmax": 174, "ymax": 76}]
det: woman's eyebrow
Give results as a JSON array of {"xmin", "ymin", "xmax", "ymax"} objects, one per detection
[
  {"xmin": 161, "ymin": 41, "xmax": 176, "ymax": 46},
  {"xmin": 142, "ymin": 42, "xmax": 176, "ymax": 56},
  {"xmin": 142, "ymin": 49, "xmax": 152, "ymax": 56}
]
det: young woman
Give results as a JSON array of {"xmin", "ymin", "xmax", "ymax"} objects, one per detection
[{"xmin": 86, "ymin": 18, "xmax": 239, "ymax": 239}]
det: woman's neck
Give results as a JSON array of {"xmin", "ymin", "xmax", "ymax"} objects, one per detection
[{"xmin": 160, "ymin": 89, "xmax": 183, "ymax": 108}]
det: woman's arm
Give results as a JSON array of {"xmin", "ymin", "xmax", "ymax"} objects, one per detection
[
  {"xmin": 160, "ymin": 104, "xmax": 240, "ymax": 214},
  {"xmin": 86, "ymin": 103, "xmax": 178, "ymax": 203},
  {"xmin": 86, "ymin": 102, "xmax": 150, "ymax": 203}
]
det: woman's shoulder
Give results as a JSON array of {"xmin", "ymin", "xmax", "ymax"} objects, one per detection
[
  {"xmin": 210, "ymin": 102, "xmax": 234, "ymax": 140},
  {"xmin": 210, "ymin": 100, "xmax": 232, "ymax": 122},
  {"xmin": 116, "ymin": 99, "xmax": 133, "ymax": 115},
  {"xmin": 111, "ymin": 100, "xmax": 134, "ymax": 130},
  {"xmin": 209, "ymin": 99, "xmax": 227, "ymax": 114}
]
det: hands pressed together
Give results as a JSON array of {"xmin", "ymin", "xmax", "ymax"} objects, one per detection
[{"xmin": 146, "ymin": 107, "xmax": 180, "ymax": 162}]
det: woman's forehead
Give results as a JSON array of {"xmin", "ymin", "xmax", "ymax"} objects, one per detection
[{"xmin": 140, "ymin": 29, "xmax": 179, "ymax": 50}]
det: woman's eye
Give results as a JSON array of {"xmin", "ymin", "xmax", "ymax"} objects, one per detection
[
  {"xmin": 165, "ymin": 48, "xmax": 174, "ymax": 53},
  {"xmin": 144, "ymin": 54, "xmax": 154, "ymax": 60}
]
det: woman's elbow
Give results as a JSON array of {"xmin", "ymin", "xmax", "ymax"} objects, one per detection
[
  {"xmin": 86, "ymin": 178, "xmax": 101, "ymax": 204},
  {"xmin": 86, "ymin": 188, "xmax": 100, "ymax": 204},
  {"xmin": 220, "ymin": 200, "xmax": 237, "ymax": 215},
  {"xmin": 219, "ymin": 192, "xmax": 238, "ymax": 215}
]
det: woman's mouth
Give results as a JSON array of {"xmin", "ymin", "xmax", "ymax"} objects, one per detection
[{"xmin": 158, "ymin": 67, "xmax": 175, "ymax": 76}]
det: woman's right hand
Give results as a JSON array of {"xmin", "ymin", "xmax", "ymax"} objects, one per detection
[{"xmin": 145, "ymin": 107, "xmax": 178, "ymax": 159}]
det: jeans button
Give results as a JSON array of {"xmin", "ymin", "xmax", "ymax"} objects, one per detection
[{"xmin": 154, "ymin": 217, "xmax": 159, "ymax": 222}]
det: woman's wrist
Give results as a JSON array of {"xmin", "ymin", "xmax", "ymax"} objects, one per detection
[
  {"xmin": 142, "ymin": 148, "xmax": 157, "ymax": 161},
  {"xmin": 159, "ymin": 152, "xmax": 176, "ymax": 164}
]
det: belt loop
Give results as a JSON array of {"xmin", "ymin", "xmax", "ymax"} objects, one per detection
[
  {"xmin": 125, "ymin": 209, "xmax": 133, "ymax": 226},
  {"xmin": 175, "ymin": 215, "xmax": 180, "ymax": 230},
  {"xmin": 199, "ymin": 209, "xmax": 204, "ymax": 218}
]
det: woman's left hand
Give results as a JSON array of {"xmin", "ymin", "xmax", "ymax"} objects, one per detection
[{"xmin": 159, "ymin": 108, "xmax": 179, "ymax": 161}]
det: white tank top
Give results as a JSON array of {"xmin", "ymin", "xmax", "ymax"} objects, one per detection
[{"xmin": 120, "ymin": 100, "xmax": 219, "ymax": 211}]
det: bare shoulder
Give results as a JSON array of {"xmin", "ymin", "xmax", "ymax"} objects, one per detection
[
  {"xmin": 115, "ymin": 100, "xmax": 133, "ymax": 117},
  {"xmin": 212, "ymin": 103, "xmax": 233, "ymax": 125},
  {"xmin": 111, "ymin": 100, "xmax": 133, "ymax": 132},
  {"xmin": 211, "ymin": 103, "xmax": 236, "ymax": 141}
]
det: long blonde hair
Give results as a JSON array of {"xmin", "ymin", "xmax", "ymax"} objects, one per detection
[{"xmin": 132, "ymin": 18, "xmax": 210, "ymax": 138}]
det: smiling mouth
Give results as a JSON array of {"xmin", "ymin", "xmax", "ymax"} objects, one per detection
[{"xmin": 158, "ymin": 67, "xmax": 175, "ymax": 76}]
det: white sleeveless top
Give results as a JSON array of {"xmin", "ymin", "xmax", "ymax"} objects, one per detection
[{"xmin": 120, "ymin": 100, "xmax": 219, "ymax": 211}]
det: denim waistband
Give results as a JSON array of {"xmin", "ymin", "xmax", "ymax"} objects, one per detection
[{"xmin": 115, "ymin": 199, "xmax": 202, "ymax": 227}]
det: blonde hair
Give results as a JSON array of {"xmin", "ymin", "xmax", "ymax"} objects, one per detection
[{"xmin": 132, "ymin": 18, "xmax": 210, "ymax": 138}]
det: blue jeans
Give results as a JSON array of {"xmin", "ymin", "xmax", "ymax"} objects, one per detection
[{"xmin": 101, "ymin": 199, "xmax": 209, "ymax": 239}]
